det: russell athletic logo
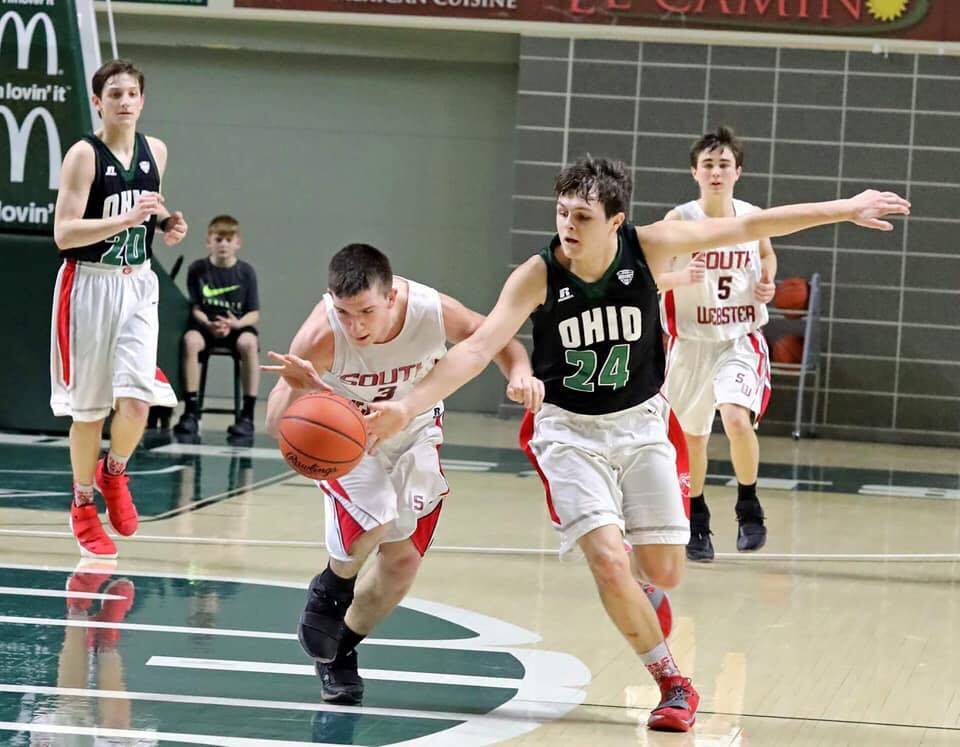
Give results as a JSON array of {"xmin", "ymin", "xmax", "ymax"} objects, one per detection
[
  {"xmin": 0, "ymin": 11, "xmax": 59, "ymax": 75},
  {"xmin": 0, "ymin": 106, "xmax": 61, "ymax": 189}
]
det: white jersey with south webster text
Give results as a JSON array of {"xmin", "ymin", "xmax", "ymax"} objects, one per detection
[
  {"xmin": 320, "ymin": 277, "xmax": 447, "ymax": 415},
  {"xmin": 660, "ymin": 198, "xmax": 768, "ymax": 341}
]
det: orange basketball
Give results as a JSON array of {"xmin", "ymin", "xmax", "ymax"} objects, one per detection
[
  {"xmin": 771, "ymin": 334, "xmax": 805, "ymax": 365},
  {"xmin": 773, "ymin": 277, "xmax": 809, "ymax": 319},
  {"xmin": 278, "ymin": 392, "xmax": 367, "ymax": 480}
]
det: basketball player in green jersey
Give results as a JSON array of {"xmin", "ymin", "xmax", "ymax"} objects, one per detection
[{"xmin": 366, "ymin": 157, "xmax": 908, "ymax": 732}]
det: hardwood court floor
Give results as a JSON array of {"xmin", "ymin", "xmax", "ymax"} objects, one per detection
[{"xmin": 1, "ymin": 410, "xmax": 958, "ymax": 745}]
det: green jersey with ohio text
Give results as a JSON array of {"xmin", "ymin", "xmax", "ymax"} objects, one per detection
[
  {"xmin": 530, "ymin": 222, "xmax": 665, "ymax": 415},
  {"xmin": 61, "ymin": 133, "xmax": 159, "ymax": 265}
]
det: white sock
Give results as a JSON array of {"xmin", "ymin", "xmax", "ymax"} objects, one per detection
[
  {"xmin": 640, "ymin": 641, "xmax": 681, "ymax": 684},
  {"xmin": 106, "ymin": 450, "xmax": 130, "ymax": 476}
]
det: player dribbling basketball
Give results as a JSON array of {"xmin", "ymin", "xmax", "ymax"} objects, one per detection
[{"xmin": 262, "ymin": 243, "xmax": 539, "ymax": 705}]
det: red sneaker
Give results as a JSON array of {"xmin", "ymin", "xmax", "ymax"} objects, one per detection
[
  {"xmin": 95, "ymin": 458, "xmax": 138, "ymax": 536},
  {"xmin": 648, "ymin": 676, "xmax": 699, "ymax": 732},
  {"xmin": 93, "ymin": 578, "xmax": 136, "ymax": 649},
  {"xmin": 65, "ymin": 566, "xmax": 112, "ymax": 612},
  {"xmin": 70, "ymin": 503, "xmax": 117, "ymax": 559}
]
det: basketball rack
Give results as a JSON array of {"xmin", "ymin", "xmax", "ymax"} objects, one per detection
[{"xmin": 766, "ymin": 273, "xmax": 822, "ymax": 439}]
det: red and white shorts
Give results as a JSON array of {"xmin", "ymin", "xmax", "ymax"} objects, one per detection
[
  {"xmin": 521, "ymin": 393, "xmax": 690, "ymax": 556},
  {"xmin": 49, "ymin": 259, "xmax": 177, "ymax": 422},
  {"xmin": 664, "ymin": 331, "xmax": 771, "ymax": 437},
  {"xmin": 319, "ymin": 409, "xmax": 448, "ymax": 562}
]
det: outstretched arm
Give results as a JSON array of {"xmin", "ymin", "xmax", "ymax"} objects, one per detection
[
  {"xmin": 638, "ymin": 190, "xmax": 909, "ymax": 265},
  {"xmin": 366, "ymin": 257, "xmax": 547, "ymax": 444},
  {"xmin": 439, "ymin": 292, "xmax": 543, "ymax": 413},
  {"xmin": 262, "ymin": 303, "xmax": 334, "ymax": 438},
  {"xmin": 648, "ymin": 209, "xmax": 706, "ymax": 293}
]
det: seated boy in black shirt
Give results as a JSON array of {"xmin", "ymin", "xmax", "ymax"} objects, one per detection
[{"xmin": 174, "ymin": 215, "xmax": 260, "ymax": 437}]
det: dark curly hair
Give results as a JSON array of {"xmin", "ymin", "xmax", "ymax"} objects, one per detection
[{"xmin": 554, "ymin": 156, "xmax": 632, "ymax": 219}]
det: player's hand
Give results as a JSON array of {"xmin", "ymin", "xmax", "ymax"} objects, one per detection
[
  {"xmin": 506, "ymin": 374, "xmax": 545, "ymax": 413},
  {"xmin": 846, "ymin": 190, "xmax": 910, "ymax": 231},
  {"xmin": 364, "ymin": 401, "xmax": 413, "ymax": 453},
  {"xmin": 126, "ymin": 192, "xmax": 163, "ymax": 227},
  {"xmin": 261, "ymin": 351, "xmax": 330, "ymax": 391},
  {"xmin": 222, "ymin": 311, "xmax": 241, "ymax": 330},
  {"xmin": 754, "ymin": 267, "xmax": 776, "ymax": 303},
  {"xmin": 161, "ymin": 211, "xmax": 188, "ymax": 246},
  {"xmin": 684, "ymin": 254, "xmax": 706, "ymax": 285}
]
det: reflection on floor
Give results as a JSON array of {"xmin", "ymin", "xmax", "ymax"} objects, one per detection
[{"xmin": 1, "ymin": 410, "xmax": 958, "ymax": 745}]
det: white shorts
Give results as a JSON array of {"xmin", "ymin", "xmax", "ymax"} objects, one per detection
[
  {"xmin": 50, "ymin": 260, "xmax": 177, "ymax": 422},
  {"xmin": 520, "ymin": 393, "xmax": 690, "ymax": 556},
  {"xmin": 319, "ymin": 408, "xmax": 448, "ymax": 562},
  {"xmin": 664, "ymin": 331, "xmax": 771, "ymax": 437}
]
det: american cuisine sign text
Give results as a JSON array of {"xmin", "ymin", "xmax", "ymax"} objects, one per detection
[{"xmin": 234, "ymin": 0, "xmax": 956, "ymax": 42}]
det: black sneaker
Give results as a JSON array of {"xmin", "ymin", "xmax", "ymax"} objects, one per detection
[
  {"xmin": 686, "ymin": 516, "xmax": 714, "ymax": 562},
  {"xmin": 173, "ymin": 412, "xmax": 200, "ymax": 436},
  {"xmin": 227, "ymin": 416, "xmax": 254, "ymax": 438},
  {"xmin": 316, "ymin": 650, "xmax": 364, "ymax": 704},
  {"xmin": 736, "ymin": 503, "xmax": 767, "ymax": 552},
  {"xmin": 298, "ymin": 574, "xmax": 350, "ymax": 663}
]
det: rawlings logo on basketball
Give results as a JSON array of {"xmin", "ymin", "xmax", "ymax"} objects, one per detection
[
  {"xmin": 282, "ymin": 452, "xmax": 340, "ymax": 478},
  {"xmin": 277, "ymin": 392, "xmax": 367, "ymax": 480}
]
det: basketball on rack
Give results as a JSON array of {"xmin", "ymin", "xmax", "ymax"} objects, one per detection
[
  {"xmin": 773, "ymin": 277, "xmax": 810, "ymax": 319},
  {"xmin": 277, "ymin": 392, "xmax": 367, "ymax": 480},
  {"xmin": 771, "ymin": 334, "xmax": 805, "ymax": 365}
]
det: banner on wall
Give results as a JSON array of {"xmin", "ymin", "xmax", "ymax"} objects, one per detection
[
  {"xmin": 103, "ymin": 0, "xmax": 208, "ymax": 6},
  {"xmin": 0, "ymin": 0, "xmax": 99, "ymax": 235},
  {"xmin": 233, "ymin": 0, "xmax": 959, "ymax": 42}
]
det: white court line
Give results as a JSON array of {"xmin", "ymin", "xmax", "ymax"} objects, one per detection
[
  {"xmin": 0, "ymin": 465, "xmax": 185, "ymax": 476},
  {"xmin": 0, "ymin": 615, "xmax": 296, "ymax": 640},
  {"xmin": 0, "ymin": 586, "xmax": 125, "ymax": 601},
  {"xmin": 860, "ymin": 485, "xmax": 960, "ymax": 500},
  {"xmin": 0, "ymin": 684, "xmax": 481, "ymax": 725},
  {"xmin": 713, "ymin": 552, "xmax": 960, "ymax": 562},
  {"xmin": 150, "ymin": 442, "xmax": 500, "ymax": 473},
  {"xmin": 150, "ymin": 443, "xmax": 283, "ymax": 460},
  {"xmin": 0, "ymin": 529, "xmax": 323, "ymax": 547},
  {"xmin": 0, "ymin": 615, "xmax": 529, "ymax": 651},
  {"xmin": 1, "ymin": 528, "xmax": 959, "ymax": 561},
  {"xmin": 0, "ymin": 719, "xmax": 328, "ymax": 747},
  {"xmin": 147, "ymin": 655, "xmax": 521, "ymax": 689},
  {"xmin": 0, "ymin": 489, "xmax": 69, "ymax": 499}
]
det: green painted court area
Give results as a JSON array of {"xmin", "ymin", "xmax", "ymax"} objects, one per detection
[
  {"xmin": 0, "ymin": 432, "xmax": 292, "ymax": 519},
  {"xmin": 0, "ymin": 566, "xmax": 555, "ymax": 745}
]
